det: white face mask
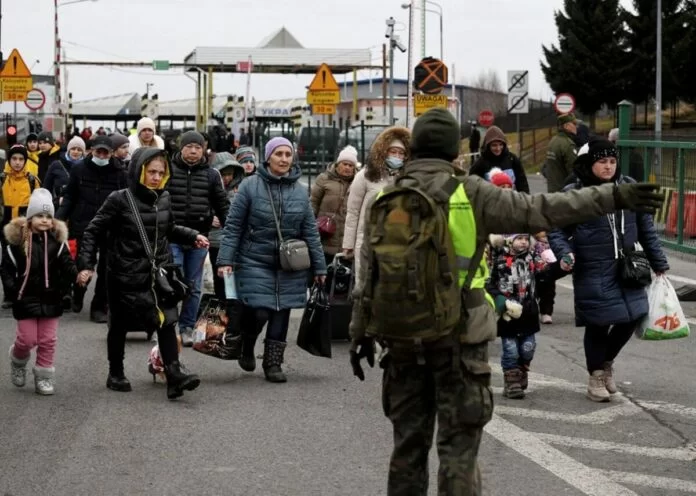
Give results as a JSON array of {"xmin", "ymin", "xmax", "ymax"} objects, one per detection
[{"xmin": 92, "ymin": 157, "xmax": 109, "ymax": 167}]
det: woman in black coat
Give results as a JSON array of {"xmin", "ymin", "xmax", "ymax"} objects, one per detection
[
  {"xmin": 77, "ymin": 148, "xmax": 210, "ymax": 400},
  {"xmin": 469, "ymin": 126, "xmax": 530, "ymax": 193},
  {"xmin": 549, "ymin": 137, "xmax": 668, "ymax": 403}
]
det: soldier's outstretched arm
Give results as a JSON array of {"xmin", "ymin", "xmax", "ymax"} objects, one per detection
[{"xmin": 462, "ymin": 175, "xmax": 662, "ymax": 238}]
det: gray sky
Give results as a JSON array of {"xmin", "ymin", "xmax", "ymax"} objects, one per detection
[{"xmin": 2, "ymin": 0, "xmax": 635, "ymax": 106}]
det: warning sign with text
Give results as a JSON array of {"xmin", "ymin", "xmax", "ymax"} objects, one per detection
[{"xmin": 414, "ymin": 94, "xmax": 448, "ymax": 116}]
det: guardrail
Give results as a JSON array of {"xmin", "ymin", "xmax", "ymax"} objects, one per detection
[{"xmin": 616, "ymin": 101, "xmax": 696, "ymax": 255}]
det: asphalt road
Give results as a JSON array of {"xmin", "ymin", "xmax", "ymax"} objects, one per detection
[{"xmin": 1, "ymin": 174, "xmax": 695, "ymax": 496}]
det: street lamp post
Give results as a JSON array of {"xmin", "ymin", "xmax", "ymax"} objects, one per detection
[
  {"xmin": 401, "ymin": 1, "xmax": 443, "ymax": 60},
  {"xmin": 55, "ymin": 0, "xmax": 98, "ymax": 133}
]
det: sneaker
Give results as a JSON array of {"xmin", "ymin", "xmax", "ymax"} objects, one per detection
[
  {"xmin": 587, "ymin": 370, "xmax": 611, "ymax": 402},
  {"xmin": 180, "ymin": 327, "xmax": 194, "ymax": 347},
  {"xmin": 603, "ymin": 361, "xmax": 618, "ymax": 394},
  {"xmin": 540, "ymin": 314, "xmax": 553, "ymax": 325}
]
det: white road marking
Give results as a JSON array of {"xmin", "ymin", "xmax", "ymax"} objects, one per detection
[
  {"xmin": 535, "ymin": 433, "xmax": 696, "ymax": 461},
  {"xmin": 635, "ymin": 400, "xmax": 696, "ymax": 419},
  {"xmin": 600, "ymin": 470, "xmax": 696, "ymax": 493},
  {"xmin": 667, "ymin": 273, "xmax": 696, "ymax": 286},
  {"xmin": 484, "ymin": 415, "xmax": 640, "ymax": 496},
  {"xmin": 495, "ymin": 402, "xmax": 641, "ymax": 424}
]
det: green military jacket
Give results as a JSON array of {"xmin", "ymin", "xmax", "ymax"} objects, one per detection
[
  {"xmin": 350, "ymin": 158, "xmax": 618, "ymax": 346},
  {"xmin": 543, "ymin": 131, "xmax": 577, "ymax": 193}
]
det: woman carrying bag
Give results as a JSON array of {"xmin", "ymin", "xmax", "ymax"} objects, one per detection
[
  {"xmin": 549, "ymin": 137, "xmax": 668, "ymax": 402},
  {"xmin": 77, "ymin": 148, "xmax": 209, "ymax": 399},
  {"xmin": 217, "ymin": 137, "xmax": 326, "ymax": 383}
]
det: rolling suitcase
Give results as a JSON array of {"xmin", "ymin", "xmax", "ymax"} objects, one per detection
[{"xmin": 326, "ymin": 254, "xmax": 354, "ymax": 341}]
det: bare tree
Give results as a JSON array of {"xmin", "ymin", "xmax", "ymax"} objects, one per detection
[{"xmin": 458, "ymin": 69, "xmax": 507, "ymax": 120}]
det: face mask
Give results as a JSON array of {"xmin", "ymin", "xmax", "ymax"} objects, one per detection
[
  {"xmin": 386, "ymin": 156, "xmax": 403, "ymax": 170},
  {"xmin": 92, "ymin": 157, "xmax": 109, "ymax": 166}
]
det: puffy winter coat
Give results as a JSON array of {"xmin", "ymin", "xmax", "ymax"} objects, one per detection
[
  {"xmin": 43, "ymin": 153, "xmax": 79, "ymax": 209},
  {"xmin": 1, "ymin": 218, "xmax": 76, "ymax": 320},
  {"xmin": 37, "ymin": 144, "xmax": 61, "ymax": 183},
  {"xmin": 549, "ymin": 175, "xmax": 669, "ymax": 327},
  {"xmin": 55, "ymin": 157, "xmax": 128, "ymax": 239},
  {"xmin": 166, "ymin": 153, "xmax": 229, "ymax": 236},
  {"xmin": 77, "ymin": 148, "xmax": 199, "ymax": 331},
  {"xmin": 1, "ymin": 168, "xmax": 39, "ymax": 225},
  {"xmin": 127, "ymin": 133, "xmax": 165, "ymax": 156},
  {"xmin": 216, "ymin": 162, "xmax": 327, "ymax": 310},
  {"xmin": 310, "ymin": 163, "xmax": 353, "ymax": 256},
  {"xmin": 469, "ymin": 126, "xmax": 529, "ymax": 193}
]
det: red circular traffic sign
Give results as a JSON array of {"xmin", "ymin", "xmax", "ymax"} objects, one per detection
[
  {"xmin": 554, "ymin": 93, "xmax": 576, "ymax": 115},
  {"xmin": 24, "ymin": 88, "xmax": 46, "ymax": 111},
  {"xmin": 478, "ymin": 109, "xmax": 495, "ymax": 127},
  {"xmin": 7, "ymin": 125, "xmax": 17, "ymax": 136}
]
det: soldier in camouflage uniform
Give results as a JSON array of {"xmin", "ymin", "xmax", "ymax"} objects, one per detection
[
  {"xmin": 543, "ymin": 113, "xmax": 579, "ymax": 193},
  {"xmin": 349, "ymin": 108, "xmax": 665, "ymax": 496}
]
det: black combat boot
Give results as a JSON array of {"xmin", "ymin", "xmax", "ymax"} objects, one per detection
[
  {"xmin": 262, "ymin": 340, "xmax": 287, "ymax": 383},
  {"xmin": 163, "ymin": 361, "xmax": 200, "ymax": 400},
  {"xmin": 106, "ymin": 362, "xmax": 132, "ymax": 392}
]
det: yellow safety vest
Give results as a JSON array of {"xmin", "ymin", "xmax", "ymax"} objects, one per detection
[{"xmin": 448, "ymin": 183, "xmax": 495, "ymax": 307}]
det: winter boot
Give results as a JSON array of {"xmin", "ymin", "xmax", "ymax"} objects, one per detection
[
  {"xmin": 503, "ymin": 368, "xmax": 525, "ymax": 399},
  {"xmin": 587, "ymin": 370, "xmax": 611, "ymax": 402},
  {"xmin": 106, "ymin": 362, "xmax": 132, "ymax": 392},
  {"xmin": 238, "ymin": 332, "xmax": 259, "ymax": 372},
  {"xmin": 602, "ymin": 361, "xmax": 618, "ymax": 394},
  {"xmin": 262, "ymin": 340, "xmax": 287, "ymax": 383},
  {"xmin": 33, "ymin": 366, "xmax": 55, "ymax": 395},
  {"xmin": 90, "ymin": 304, "xmax": 108, "ymax": 324},
  {"xmin": 9, "ymin": 346, "xmax": 29, "ymax": 388},
  {"xmin": 519, "ymin": 363, "xmax": 530, "ymax": 391},
  {"xmin": 163, "ymin": 360, "xmax": 200, "ymax": 400}
]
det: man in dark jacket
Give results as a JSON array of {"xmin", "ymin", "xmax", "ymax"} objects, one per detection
[
  {"xmin": 167, "ymin": 131, "xmax": 229, "ymax": 345},
  {"xmin": 56, "ymin": 135, "xmax": 128, "ymax": 322},
  {"xmin": 36, "ymin": 132, "xmax": 62, "ymax": 183}
]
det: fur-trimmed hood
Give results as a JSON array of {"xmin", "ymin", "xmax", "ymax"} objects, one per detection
[
  {"xmin": 3, "ymin": 217, "xmax": 69, "ymax": 248},
  {"xmin": 365, "ymin": 126, "xmax": 411, "ymax": 182}
]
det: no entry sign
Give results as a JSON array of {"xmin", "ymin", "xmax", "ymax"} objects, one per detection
[
  {"xmin": 553, "ymin": 93, "xmax": 576, "ymax": 115},
  {"xmin": 24, "ymin": 88, "xmax": 46, "ymax": 111},
  {"xmin": 478, "ymin": 109, "xmax": 495, "ymax": 127}
]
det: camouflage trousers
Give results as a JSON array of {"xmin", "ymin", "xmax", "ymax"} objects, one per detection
[{"xmin": 381, "ymin": 342, "xmax": 493, "ymax": 496}]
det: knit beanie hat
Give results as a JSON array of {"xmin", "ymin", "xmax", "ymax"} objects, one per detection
[
  {"xmin": 26, "ymin": 188, "xmax": 55, "ymax": 220},
  {"xmin": 235, "ymin": 145, "xmax": 257, "ymax": 164},
  {"xmin": 336, "ymin": 145, "xmax": 358, "ymax": 166},
  {"xmin": 488, "ymin": 167, "xmax": 513, "ymax": 188},
  {"xmin": 558, "ymin": 113, "xmax": 577, "ymax": 126},
  {"xmin": 410, "ymin": 108, "xmax": 460, "ymax": 161},
  {"xmin": 179, "ymin": 131, "xmax": 206, "ymax": 148},
  {"xmin": 575, "ymin": 137, "xmax": 617, "ymax": 166},
  {"xmin": 8, "ymin": 144, "xmax": 28, "ymax": 161},
  {"xmin": 264, "ymin": 137, "xmax": 294, "ymax": 162},
  {"xmin": 482, "ymin": 126, "xmax": 507, "ymax": 148},
  {"xmin": 110, "ymin": 133, "xmax": 130, "ymax": 150},
  {"xmin": 67, "ymin": 136, "xmax": 86, "ymax": 153},
  {"xmin": 37, "ymin": 131, "xmax": 55, "ymax": 145},
  {"xmin": 137, "ymin": 117, "xmax": 156, "ymax": 134},
  {"xmin": 26, "ymin": 133, "xmax": 38, "ymax": 143}
]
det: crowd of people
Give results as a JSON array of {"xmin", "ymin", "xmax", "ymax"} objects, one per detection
[{"xmin": 1, "ymin": 109, "xmax": 668, "ymax": 494}]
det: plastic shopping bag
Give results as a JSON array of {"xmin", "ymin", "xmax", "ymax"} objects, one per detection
[
  {"xmin": 636, "ymin": 275, "xmax": 690, "ymax": 340},
  {"xmin": 192, "ymin": 297, "xmax": 241, "ymax": 360},
  {"xmin": 202, "ymin": 254, "xmax": 215, "ymax": 294}
]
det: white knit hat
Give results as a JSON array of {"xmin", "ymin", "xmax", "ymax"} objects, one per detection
[
  {"xmin": 67, "ymin": 136, "xmax": 86, "ymax": 152},
  {"xmin": 26, "ymin": 188, "xmax": 55, "ymax": 220},
  {"xmin": 137, "ymin": 117, "xmax": 156, "ymax": 134},
  {"xmin": 336, "ymin": 145, "xmax": 358, "ymax": 166}
]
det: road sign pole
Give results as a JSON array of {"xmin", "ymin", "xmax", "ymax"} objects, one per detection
[
  {"xmin": 388, "ymin": 40, "xmax": 395, "ymax": 124},
  {"xmin": 406, "ymin": 0, "xmax": 414, "ymax": 127},
  {"xmin": 516, "ymin": 113, "xmax": 521, "ymax": 156}
]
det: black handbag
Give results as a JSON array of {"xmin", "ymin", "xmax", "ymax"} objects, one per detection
[
  {"xmin": 609, "ymin": 212, "xmax": 652, "ymax": 289},
  {"xmin": 297, "ymin": 282, "xmax": 332, "ymax": 358},
  {"xmin": 125, "ymin": 190, "xmax": 190, "ymax": 304}
]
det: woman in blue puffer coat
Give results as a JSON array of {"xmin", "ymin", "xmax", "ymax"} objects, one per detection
[
  {"xmin": 217, "ymin": 137, "xmax": 326, "ymax": 383},
  {"xmin": 549, "ymin": 137, "xmax": 668, "ymax": 403}
]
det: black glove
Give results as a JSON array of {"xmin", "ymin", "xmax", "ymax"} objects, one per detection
[
  {"xmin": 613, "ymin": 183, "xmax": 664, "ymax": 214},
  {"xmin": 350, "ymin": 337, "xmax": 375, "ymax": 381}
]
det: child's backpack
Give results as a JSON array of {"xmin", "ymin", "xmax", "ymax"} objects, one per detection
[{"xmin": 361, "ymin": 176, "xmax": 465, "ymax": 343}]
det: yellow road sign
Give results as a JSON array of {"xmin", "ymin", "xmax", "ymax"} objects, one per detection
[
  {"xmin": 1, "ymin": 48, "xmax": 33, "ymax": 101},
  {"xmin": 311, "ymin": 104, "xmax": 335, "ymax": 115},
  {"xmin": 307, "ymin": 63, "xmax": 340, "ymax": 105},
  {"xmin": 414, "ymin": 93, "xmax": 448, "ymax": 116},
  {"xmin": 307, "ymin": 91, "xmax": 339, "ymax": 105}
]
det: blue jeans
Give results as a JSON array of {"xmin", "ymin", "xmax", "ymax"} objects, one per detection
[
  {"xmin": 500, "ymin": 334, "xmax": 536, "ymax": 371},
  {"xmin": 169, "ymin": 244, "xmax": 208, "ymax": 330}
]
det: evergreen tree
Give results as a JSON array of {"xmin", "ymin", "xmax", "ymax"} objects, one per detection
[
  {"xmin": 674, "ymin": 0, "xmax": 696, "ymax": 103},
  {"xmin": 541, "ymin": 0, "xmax": 627, "ymax": 126},
  {"xmin": 624, "ymin": 0, "xmax": 687, "ymax": 110}
]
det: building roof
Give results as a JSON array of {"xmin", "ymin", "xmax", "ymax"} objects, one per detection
[
  {"xmin": 183, "ymin": 27, "xmax": 378, "ymax": 74},
  {"xmin": 71, "ymin": 92, "xmax": 140, "ymax": 116}
]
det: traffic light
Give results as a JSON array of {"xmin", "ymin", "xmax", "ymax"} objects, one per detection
[{"xmin": 6, "ymin": 124, "xmax": 17, "ymax": 147}]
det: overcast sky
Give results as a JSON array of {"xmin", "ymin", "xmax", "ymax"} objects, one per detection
[{"xmin": 3, "ymin": 0, "xmax": 636, "ymax": 106}]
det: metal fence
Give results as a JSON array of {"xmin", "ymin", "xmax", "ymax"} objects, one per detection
[{"xmin": 616, "ymin": 102, "xmax": 696, "ymax": 255}]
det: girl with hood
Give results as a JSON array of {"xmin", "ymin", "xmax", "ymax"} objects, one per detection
[
  {"xmin": 43, "ymin": 136, "xmax": 86, "ymax": 209},
  {"xmin": 470, "ymin": 125, "xmax": 529, "ymax": 193},
  {"xmin": 76, "ymin": 148, "xmax": 209, "ymax": 400},
  {"xmin": 208, "ymin": 152, "xmax": 245, "ymax": 300},
  {"xmin": 342, "ymin": 126, "xmax": 410, "ymax": 286},
  {"xmin": 217, "ymin": 137, "xmax": 326, "ymax": 383},
  {"xmin": 127, "ymin": 117, "xmax": 165, "ymax": 156},
  {"xmin": 549, "ymin": 137, "xmax": 668, "ymax": 402},
  {"xmin": 2, "ymin": 188, "xmax": 77, "ymax": 395}
]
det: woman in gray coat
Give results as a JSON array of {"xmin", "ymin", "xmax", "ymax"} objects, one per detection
[{"xmin": 217, "ymin": 137, "xmax": 326, "ymax": 383}]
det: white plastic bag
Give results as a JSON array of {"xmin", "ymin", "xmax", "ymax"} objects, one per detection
[
  {"xmin": 636, "ymin": 275, "xmax": 690, "ymax": 340},
  {"xmin": 202, "ymin": 253, "xmax": 215, "ymax": 293}
]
